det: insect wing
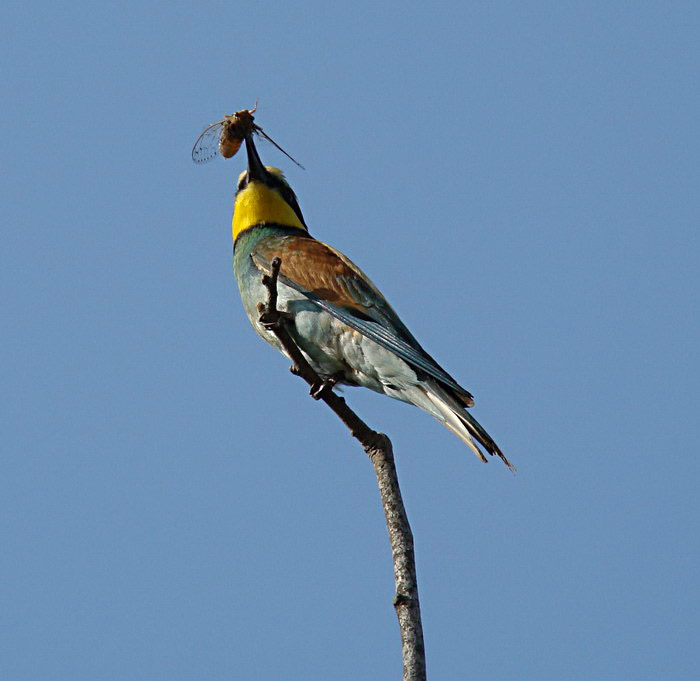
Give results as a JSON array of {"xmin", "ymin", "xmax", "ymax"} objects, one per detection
[{"xmin": 192, "ymin": 120, "xmax": 225, "ymax": 163}]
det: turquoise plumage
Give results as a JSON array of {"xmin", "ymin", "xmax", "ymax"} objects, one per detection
[{"xmin": 233, "ymin": 136, "xmax": 511, "ymax": 469}]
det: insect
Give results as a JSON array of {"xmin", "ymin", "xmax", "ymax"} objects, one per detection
[{"xmin": 191, "ymin": 104, "xmax": 304, "ymax": 168}]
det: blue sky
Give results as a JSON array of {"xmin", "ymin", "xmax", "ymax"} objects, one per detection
[{"xmin": 3, "ymin": 1, "xmax": 699, "ymax": 679}]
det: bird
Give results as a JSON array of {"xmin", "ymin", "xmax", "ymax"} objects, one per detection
[{"xmin": 232, "ymin": 134, "xmax": 512, "ymax": 469}]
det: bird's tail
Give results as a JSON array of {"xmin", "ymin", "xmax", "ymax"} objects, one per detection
[{"xmin": 422, "ymin": 382, "xmax": 514, "ymax": 470}]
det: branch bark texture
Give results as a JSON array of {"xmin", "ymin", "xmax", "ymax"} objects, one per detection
[{"xmin": 258, "ymin": 257, "xmax": 427, "ymax": 681}]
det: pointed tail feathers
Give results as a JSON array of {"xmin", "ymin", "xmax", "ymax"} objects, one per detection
[{"xmin": 423, "ymin": 383, "xmax": 513, "ymax": 470}]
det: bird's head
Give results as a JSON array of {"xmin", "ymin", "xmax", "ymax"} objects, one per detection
[{"xmin": 232, "ymin": 135, "xmax": 308, "ymax": 242}]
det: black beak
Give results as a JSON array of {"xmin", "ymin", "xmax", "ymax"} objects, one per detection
[{"xmin": 245, "ymin": 134, "xmax": 270, "ymax": 184}]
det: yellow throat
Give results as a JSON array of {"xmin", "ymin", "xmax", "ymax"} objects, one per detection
[{"xmin": 232, "ymin": 180, "xmax": 306, "ymax": 242}]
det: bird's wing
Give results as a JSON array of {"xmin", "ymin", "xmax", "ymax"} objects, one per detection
[{"xmin": 250, "ymin": 235, "xmax": 475, "ymax": 406}]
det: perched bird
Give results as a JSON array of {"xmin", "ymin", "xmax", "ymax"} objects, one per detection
[{"xmin": 233, "ymin": 135, "xmax": 511, "ymax": 468}]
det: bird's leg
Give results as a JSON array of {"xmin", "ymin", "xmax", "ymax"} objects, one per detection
[{"xmin": 310, "ymin": 371, "xmax": 344, "ymax": 400}]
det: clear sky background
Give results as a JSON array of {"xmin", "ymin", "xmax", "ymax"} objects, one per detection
[{"xmin": 3, "ymin": 1, "xmax": 699, "ymax": 679}]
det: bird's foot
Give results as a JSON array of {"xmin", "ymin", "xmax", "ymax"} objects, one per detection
[
  {"xmin": 309, "ymin": 372, "xmax": 344, "ymax": 400},
  {"xmin": 257, "ymin": 304, "xmax": 293, "ymax": 331}
]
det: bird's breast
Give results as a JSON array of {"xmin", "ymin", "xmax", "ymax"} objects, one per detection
[{"xmin": 233, "ymin": 229, "xmax": 421, "ymax": 395}]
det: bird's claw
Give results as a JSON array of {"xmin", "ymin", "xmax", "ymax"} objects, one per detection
[
  {"xmin": 309, "ymin": 372, "xmax": 343, "ymax": 400},
  {"xmin": 258, "ymin": 306, "xmax": 293, "ymax": 331}
]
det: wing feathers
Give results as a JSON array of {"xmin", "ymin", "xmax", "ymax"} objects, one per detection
[{"xmin": 251, "ymin": 237, "xmax": 475, "ymax": 407}]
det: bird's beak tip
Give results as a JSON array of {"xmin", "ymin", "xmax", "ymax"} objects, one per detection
[{"xmin": 245, "ymin": 134, "xmax": 268, "ymax": 183}]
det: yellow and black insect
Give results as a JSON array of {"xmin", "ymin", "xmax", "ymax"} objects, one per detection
[{"xmin": 192, "ymin": 104, "xmax": 303, "ymax": 167}]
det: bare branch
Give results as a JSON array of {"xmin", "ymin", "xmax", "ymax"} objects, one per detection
[{"xmin": 258, "ymin": 256, "xmax": 427, "ymax": 681}]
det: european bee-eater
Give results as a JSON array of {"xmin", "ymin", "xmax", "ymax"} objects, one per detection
[{"xmin": 233, "ymin": 136, "xmax": 511, "ymax": 468}]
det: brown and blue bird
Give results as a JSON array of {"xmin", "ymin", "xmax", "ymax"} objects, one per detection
[{"xmin": 232, "ymin": 134, "xmax": 511, "ymax": 469}]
